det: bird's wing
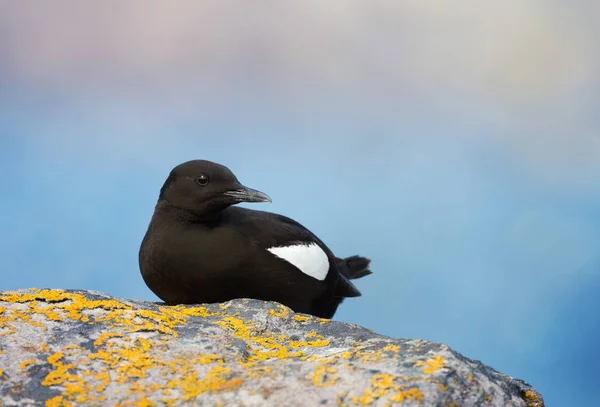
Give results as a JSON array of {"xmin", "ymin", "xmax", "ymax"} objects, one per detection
[
  {"xmin": 224, "ymin": 208, "xmax": 361, "ymax": 297},
  {"xmin": 230, "ymin": 208, "xmax": 331, "ymax": 252}
]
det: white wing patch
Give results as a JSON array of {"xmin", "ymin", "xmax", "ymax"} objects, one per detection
[{"xmin": 267, "ymin": 242, "xmax": 330, "ymax": 281}]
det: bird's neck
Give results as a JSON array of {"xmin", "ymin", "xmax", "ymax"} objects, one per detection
[{"xmin": 154, "ymin": 200, "xmax": 223, "ymax": 224}]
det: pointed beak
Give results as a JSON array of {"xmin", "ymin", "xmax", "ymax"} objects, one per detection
[{"xmin": 223, "ymin": 185, "xmax": 272, "ymax": 203}]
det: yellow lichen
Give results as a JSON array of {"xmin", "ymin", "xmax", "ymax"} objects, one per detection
[
  {"xmin": 116, "ymin": 395, "xmax": 156, "ymax": 407},
  {"xmin": 163, "ymin": 305, "xmax": 214, "ymax": 318},
  {"xmin": 350, "ymin": 373, "xmax": 424, "ymax": 405},
  {"xmin": 524, "ymin": 390, "xmax": 542, "ymax": 406},
  {"xmin": 94, "ymin": 371, "xmax": 111, "ymax": 392},
  {"xmin": 36, "ymin": 333, "xmax": 230, "ymax": 405},
  {"xmin": 338, "ymin": 351, "xmax": 354, "ymax": 359},
  {"xmin": 267, "ymin": 304, "xmax": 290, "ymax": 318},
  {"xmin": 0, "ymin": 289, "xmax": 462, "ymax": 406},
  {"xmin": 45, "ymin": 396, "xmax": 75, "ymax": 407},
  {"xmin": 415, "ymin": 355, "xmax": 445, "ymax": 374},
  {"xmin": 328, "ymin": 344, "xmax": 396, "ymax": 365},
  {"xmin": 0, "ymin": 289, "xmax": 223, "ymax": 339},
  {"xmin": 18, "ymin": 359, "xmax": 37, "ymax": 370},
  {"xmin": 312, "ymin": 364, "xmax": 338, "ymax": 387},
  {"xmin": 216, "ymin": 316, "xmax": 325, "ymax": 362},
  {"xmin": 389, "ymin": 388, "xmax": 424, "ymax": 403},
  {"xmin": 289, "ymin": 339, "xmax": 330, "ymax": 349},
  {"xmin": 292, "ymin": 314, "xmax": 311, "ymax": 323},
  {"xmin": 245, "ymin": 366, "xmax": 272, "ymax": 379},
  {"xmin": 166, "ymin": 366, "xmax": 243, "ymax": 401},
  {"xmin": 29, "ymin": 303, "xmax": 63, "ymax": 321},
  {"xmin": 382, "ymin": 344, "xmax": 401, "ymax": 353},
  {"xmin": 94, "ymin": 332, "xmax": 124, "ymax": 347},
  {"xmin": 0, "ymin": 289, "xmax": 221, "ymax": 405}
]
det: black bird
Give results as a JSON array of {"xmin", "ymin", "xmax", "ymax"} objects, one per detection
[{"xmin": 139, "ymin": 160, "xmax": 372, "ymax": 318}]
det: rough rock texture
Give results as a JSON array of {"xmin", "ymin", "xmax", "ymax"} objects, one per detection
[{"xmin": 0, "ymin": 289, "xmax": 544, "ymax": 407}]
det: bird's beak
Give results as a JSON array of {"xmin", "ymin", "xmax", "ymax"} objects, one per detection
[{"xmin": 223, "ymin": 185, "xmax": 272, "ymax": 203}]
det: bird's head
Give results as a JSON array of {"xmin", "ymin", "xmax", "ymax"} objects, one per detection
[{"xmin": 158, "ymin": 160, "xmax": 271, "ymax": 215}]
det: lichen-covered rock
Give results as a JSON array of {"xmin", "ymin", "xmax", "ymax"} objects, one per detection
[{"xmin": 0, "ymin": 289, "xmax": 544, "ymax": 407}]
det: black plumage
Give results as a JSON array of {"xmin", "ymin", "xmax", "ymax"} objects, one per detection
[{"xmin": 139, "ymin": 160, "xmax": 372, "ymax": 318}]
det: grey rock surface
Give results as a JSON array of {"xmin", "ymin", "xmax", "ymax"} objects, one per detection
[{"xmin": 0, "ymin": 289, "xmax": 544, "ymax": 406}]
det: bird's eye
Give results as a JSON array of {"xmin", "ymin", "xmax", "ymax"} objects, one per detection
[{"xmin": 195, "ymin": 174, "xmax": 210, "ymax": 186}]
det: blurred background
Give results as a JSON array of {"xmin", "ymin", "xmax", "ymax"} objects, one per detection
[{"xmin": 1, "ymin": 2, "xmax": 599, "ymax": 405}]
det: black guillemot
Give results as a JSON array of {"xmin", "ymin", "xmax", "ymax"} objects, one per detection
[{"xmin": 139, "ymin": 160, "xmax": 372, "ymax": 318}]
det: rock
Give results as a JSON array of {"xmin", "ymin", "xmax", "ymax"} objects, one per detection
[{"xmin": 0, "ymin": 289, "xmax": 544, "ymax": 407}]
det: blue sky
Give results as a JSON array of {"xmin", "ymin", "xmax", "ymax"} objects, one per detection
[{"xmin": 1, "ymin": 2, "xmax": 599, "ymax": 405}]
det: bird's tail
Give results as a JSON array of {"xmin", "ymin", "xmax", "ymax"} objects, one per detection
[
  {"xmin": 332, "ymin": 255, "xmax": 372, "ymax": 299},
  {"xmin": 313, "ymin": 255, "xmax": 372, "ymax": 318},
  {"xmin": 338, "ymin": 255, "xmax": 372, "ymax": 280}
]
